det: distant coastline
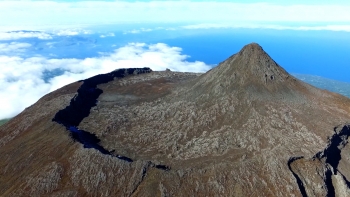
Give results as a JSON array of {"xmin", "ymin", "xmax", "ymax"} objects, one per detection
[{"xmin": 293, "ymin": 73, "xmax": 350, "ymax": 98}]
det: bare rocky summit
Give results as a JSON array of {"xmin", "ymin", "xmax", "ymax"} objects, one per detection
[{"xmin": 1, "ymin": 43, "xmax": 350, "ymax": 197}]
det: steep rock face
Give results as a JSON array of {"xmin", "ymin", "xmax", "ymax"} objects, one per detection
[
  {"xmin": 1, "ymin": 43, "xmax": 350, "ymax": 197},
  {"xmin": 289, "ymin": 125, "xmax": 350, "ymax": 197}
]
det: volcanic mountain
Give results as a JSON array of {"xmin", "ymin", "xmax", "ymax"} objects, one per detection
[{"xmin": 1, "ymin": 43, "xmax": 350, "ymax": 197}]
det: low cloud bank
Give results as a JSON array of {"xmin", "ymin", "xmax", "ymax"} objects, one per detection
[
  {"xmin": 181, "ymin": 24, "xmax": 350, "ymax": 32},
  {"xmin": 0, "ymin": 42, "xmax": 211, "ymax": 119},
  {"xmin": 0, "ymin": 29, "xmax": 91, "ymax": 40},
  {"xmin": 122, "ymin": 24, "xmax": 350, "ymax": 35},
  {"xmin": 0, "ymin": 31, "xmax": 52, "ymax": 40}
]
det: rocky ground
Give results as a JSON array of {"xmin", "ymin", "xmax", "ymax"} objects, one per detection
[{"xmin": 1, "ymin": 43, "xmax": 350, "ymax": 196}]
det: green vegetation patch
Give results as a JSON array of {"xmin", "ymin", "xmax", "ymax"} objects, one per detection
[{"xmin": 0, "ymin": 119, "xmax": 10, "ymax": 126}]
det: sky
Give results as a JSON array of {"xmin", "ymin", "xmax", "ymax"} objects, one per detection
[{"xmin": 0, "ymin": 0, "xmax": 349, "ymax": 119}]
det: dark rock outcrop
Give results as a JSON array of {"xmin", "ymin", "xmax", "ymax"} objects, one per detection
[
  {"xmin": 289, "ymin": 125, "xmax": 350, "ymax": 197},
  {"xmin": 52, "ymin": 68, "xmax": 151, "ymax": 161}
]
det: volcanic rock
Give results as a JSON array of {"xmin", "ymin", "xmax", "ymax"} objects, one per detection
[{"xmin": 1, "ymin": 43, "xmax": 350, "ymax": 197}]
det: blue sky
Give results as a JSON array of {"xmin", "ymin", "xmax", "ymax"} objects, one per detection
[{"xmin": 0, "ymin": 0, "xmax": 349, "ymax": 119}]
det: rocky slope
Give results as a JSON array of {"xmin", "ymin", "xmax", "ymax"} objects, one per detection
[{"xmin": 1, "ymin": 43, "xmax": 350, "ymax": 197}]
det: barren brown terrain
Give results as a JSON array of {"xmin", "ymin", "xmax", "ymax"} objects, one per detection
[{"xmin": 1, "ymin": 43, "xmax": 350, "ymax": 196}]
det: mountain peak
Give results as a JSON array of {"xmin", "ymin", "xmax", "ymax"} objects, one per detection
[
  {"xmin": 187, "ymin": 43, "xmax": 305, "ymax": 100},
  {"xmin": 235, "ymin": 42, "xmax": 278, "ymax": 69},
  {"xmin": 240, "ymin": 42, "xmax": 263, "ymax": 52},
  {"xmin": 237, "ymin": 42, "xmax": 270, "ymax": 61}
]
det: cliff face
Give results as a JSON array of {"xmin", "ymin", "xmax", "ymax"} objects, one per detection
[{"xmin": 1, "ymin": 43, "xmax": 350, "ymax": 197}]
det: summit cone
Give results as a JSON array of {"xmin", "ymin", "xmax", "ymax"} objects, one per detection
[{"xmin": 184, "ymin": 43, "xmax": 315, "ymax": 102}]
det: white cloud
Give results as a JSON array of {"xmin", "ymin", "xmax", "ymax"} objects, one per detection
[
  {"xmin": 0, "ymin": 1, "xmax": 350, "ymax": 29},
  {"xmin": 0, "ymin": 31, "xmax": 52, "ymax": 40},
  {"xmin": 0, "ymin": 42, "xmax": 211, "ymax": 119},
  {"xmin": 100, "ymin": 32, "xmax": 115, "ymax": 38},
  {"xmin": 53, "ymin": 29, "xmax": 91, "ymax": 36},
  {"xmin": 0, "ymin": 42, "xmax": 31, "ymax": 55},
  {"xmin": 182, "ymin": 23, "xmax": 350, "ymax": 32},
  {"xmin": 122, "ymin": 23, "xmax": 350, "ymax": 35},
  {"xmin": 0, "ymin": 29, "xmax": 92, "ymax": 40},
  {"xmin": 123, "ymin": 28, "xmax": 155, "ymax": 34},
  {"xmin": 123, "ymin": 30, "xmax": 141, "ymax": 34},
  {"xmin": 289, "ymin": 25, "xmax": 350, "ymax": 32}
]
